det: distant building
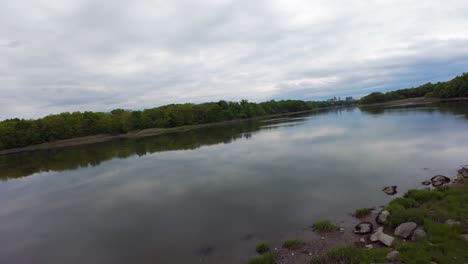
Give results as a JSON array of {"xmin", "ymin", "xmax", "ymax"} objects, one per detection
[
  {"xmin": 327, "ymin": 96, "xmax": 337, "ymax": 102},
  {"xmin": 346, "ymin": 96, "xmax": 354, "ymax": 101}
]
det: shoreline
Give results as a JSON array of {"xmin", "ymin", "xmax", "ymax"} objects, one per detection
[
  {"xmin": 249, "ymin": 166, "xmax": 468, "ymax": 264},
  {"xmin": 0, "ymin": 106, "xmax": 354, "ymax": 156}
]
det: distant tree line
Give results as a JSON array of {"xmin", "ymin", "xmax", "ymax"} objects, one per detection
[
  {"xmin": 0, "ymin": 99, "xmax": 354, "ymax": 150},
  {"xmin": 359, "ymin": 73, "xmax": 468, "ymax": 104}
]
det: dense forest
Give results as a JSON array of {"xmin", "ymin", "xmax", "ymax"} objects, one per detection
[
  {"xmin": 359, "ymin": 73, "xmax": 468, "ymax": 104},
  {"xmin": 0, "ymin": 99, "xmax": 353, "ymax": 151}
]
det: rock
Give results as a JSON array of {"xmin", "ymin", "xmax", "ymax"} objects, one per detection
[
  {"xmin": 421, "ymin": 181, "xmax": 431, "ymax": 186},
  {"xmin": 445, "ymin": 219, "xmax": 461, "ymax": 226},
  {"xmin": 394, "ymin": 222, "xmax": 418, "ymax": 239},
  {"xmin": 411, "ymin": 228, "xmax": 427, "ymax": 241},
  {"xmin": 369, "ymin": 227, "xmax": 395, "ymax": 247},
  {"xmin": 386, "ymin": 251, "xmax": 400, "ymax": 261},
  {"xmin": 431, "ymin": 175, "xmax": 450, "ymax": 187},
  {"xmin": 339, "ymin": 227, "xmax": 345, "ymax": 232},
  {"xmin": 370, "ymin": 227, "xmax": 383, "ymax": 242},
  {"xmin": 461, "ymin": 234, "xmax": 468, "ymax": 241},
  {"xmin": 359, "ymin": 237, "xmax": 366, "ymax": 243},
  {"xmin": 376, "ymin": 210, "xmax": 390, "ymax": 224},
  {"xmin": 354, "ymin": 222, "xmax": 373, "ymax": 234},
  {"xmin": 364, "ymin": 244, "xmax": 373, "ymax": 249},
  {"xmin": 382, "ymin": 186, "xmax": 397, "ymax": 195},
  {"xmin": 458, "ymin": 166, "xmax": 468, "ymax": 179},
  {"xmin": 379, "ymin": 232, "xmax": 395, "ymax": 247}
]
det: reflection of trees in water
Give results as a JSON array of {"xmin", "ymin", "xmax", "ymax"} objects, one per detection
[
  {"xmin": 359, "ymin": 101, "xmax": 468, "ymax": 118},
  {"xmin": 0, "ymin": 108, "xmax": 350, "ymax": 180},
  {"xmin": 0, "ymin": 121, "xmax": 263, "ymax": 180}
]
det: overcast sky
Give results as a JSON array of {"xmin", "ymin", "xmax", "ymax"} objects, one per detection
[{"xmin": 1, "ymin": 0, "xmax": 468, "ymax": 120}]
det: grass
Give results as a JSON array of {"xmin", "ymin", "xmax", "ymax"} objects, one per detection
[
  {"xmin": 255, "ymin": 242, "xmax": 270, "ymax": 254},
  {"xmin": 247, "ymin": 252, "xmax": 276, "ymax": 264},
  {"xmin": 282, "ymin": 239, "xmax": 305, "ymax": 250},
  {"xmin": 311, "ymin": 246, "xmax": 391, "ymax": 264},
  {"xmin": 354, "ymin": 208, "xmax": 372, "ymax": 218},
  {"xmin": 313, "ymin": 182, "xmax": 468, "ymax": 264},
  {"xmin": 312, "ymin": 220, "xmax": 338, "ymax": 232}
]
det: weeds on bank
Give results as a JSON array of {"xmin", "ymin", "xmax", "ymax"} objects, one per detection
[
  {"xmin": 312, "ymin": 220, "xmax": 338, "ymax": 232},
  {"xmin": 354, "ymin": 208, "xmax": 372, "ymax": 218},
  {"xmin": 247, "ymin": 252, "xmax": 276, "ymax": 264},
  {"xmin": 282, "ymin": 239, "xmax": 305, "ymax": 250}
]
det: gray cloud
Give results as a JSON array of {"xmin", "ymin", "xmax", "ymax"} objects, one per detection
[{"xmin": 1, "ymin": 0, "xmax": 468, "ymax": 120}]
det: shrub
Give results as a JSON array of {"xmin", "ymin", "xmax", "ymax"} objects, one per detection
[
  {"xmin": 354, "ymin": 208, "xmax": 372, "ymax": 218},
  {"xmin": 312, "ymin": 220, "xmax": 337, "ymax": 232},
  {"xmin": 255, "ymin": 242, "xmax": 270, "ymax": 254},
  {"xmin": 282, "ymin": 239, "xmax": 305, "ymax": 250}
]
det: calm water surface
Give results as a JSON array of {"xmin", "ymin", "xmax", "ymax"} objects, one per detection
[{"xmin": 1, "ymin": 102, "xmax": 468, "ymax": 264}]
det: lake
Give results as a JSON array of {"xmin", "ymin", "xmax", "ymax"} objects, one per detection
[{"xmin": 1, "ymin": 102, "xmax": 468, "ymax": 264}]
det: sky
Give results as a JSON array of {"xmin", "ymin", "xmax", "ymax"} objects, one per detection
[{"xmin": 1, "ymin": 0, "xmax": 468, "ymax": 120}]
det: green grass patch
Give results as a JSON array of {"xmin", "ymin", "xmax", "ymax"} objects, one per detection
[
  {"xmin": 311, "ymin": 246, "xmax": 391, "ymax": 264},
  {"xmin": 247, "ymin": 252, "xmax": 276, "ymax": 264},
  {"xmin": 282, "ymin": 239, "xmax": 305, "ymax": 250},
  {"xmin": 312, "ymin": 220, "xmax": 337, "ymax": 232},
  {"xmin": 354, "ymin": 208, "xmax": 372, "ymax": 218},
  {"xmin": 255, "ymin": 242, "xmax": 270, "ymax": 254}
]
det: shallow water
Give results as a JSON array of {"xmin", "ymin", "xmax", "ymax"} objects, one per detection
[{"xmin": 1, "ymin": 102, "xmax": 468, "ymax": 264}]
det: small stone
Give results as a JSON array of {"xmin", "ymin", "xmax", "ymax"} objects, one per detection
[
  {"xmin": 321, "ymin": 236, "xmax": 325, "ymax": 240},
  {"xmin": 291, "ymin": 252, "xmax": 294, "ymax": 256},
  {"xmin": 364, "ymin": 244, "xmax": 373, "ymax": 249},
  {"xmin": 421, "ymin": 181, "xmax": 431, "ymax": 186},
  {"xmin": 359, "ymin": 237, "xmax": 366, "ymax": 243},
  {"xmin": 382, "ymin": 186, "xmax": 397, "ymax": 195},
  {"xmin": 411, "ymin": 228, "xmax": 427, "ymax": 241},
  {"xmin": 460, "ymin": 234, "xmax": 468, "ymax": 241},
  {"xmin": 376, "ymin": 210, "xmax": 390, "ymax": 224},
  {"xmin": 339, "ymin": 227, "xmax": 345, "ymax": 232},
  {"xmin": 394, "ymin": 222, "xmax": 418, "ymax": 239},
  {"xmin": 445, "ymin": 219, "xmax": 461, "ymax": 226},
  {"xmin": 354, "ymin": 222, "xmax": 373, "ymax": 234},
  {"xmin": 386, "ymin": 250, "xmax": 400, "ymax": 261}
]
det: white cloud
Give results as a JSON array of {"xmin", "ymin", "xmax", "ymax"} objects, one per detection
[{"xmin": 1, "ymin": 0, "xmax": 468, "ymax": 120}]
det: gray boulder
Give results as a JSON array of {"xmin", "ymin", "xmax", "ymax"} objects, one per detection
[
  {"xmin": 394, "ymin": 222, "xmax": 418, "ymax": 239},
  {"xmin": 411, "ymin": 228, "xmax": 427, "ymax": 241},
  {"xmin": 458, "ymin": 166, "xmax": 468, "ymax": 179},
  {"xmin": 369, "ymin": 226, "xmax": 395, "ymax": 247},
  {"xmin": 354, "ymin": 222, "xmax": 373, "ymax": 234},
  {"xmin": 421, "ymin": 181, "xmax": 431, "ymax": 186},
  {"xmin": 382, "ymin": 186, "xmax": 397, "ymax": 195},
  {"xmin": 370, "ymin": 227, "xmax": 384, "ymax": 242},
  {"xmin": 431, "ymin": 175, "xmax": 450, "ymax": 187},
  {"xmin": 376, "ymin": 210, "xmax": 390, "ymax": 224}
]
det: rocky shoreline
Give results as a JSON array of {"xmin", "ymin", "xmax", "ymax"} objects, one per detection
[{"xmin": 248, "ymin": 165, "xmax": 468, "ymax": 264}]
